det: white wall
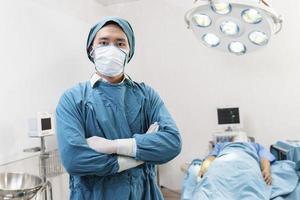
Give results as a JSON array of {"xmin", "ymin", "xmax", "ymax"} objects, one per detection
[
  {"xmin": 0, "ymin": 0, "xmax": 300, "ymax": 195},
  {"xmin": 0, "ymin": 0, "xmax": 110, "ymax": 160}
]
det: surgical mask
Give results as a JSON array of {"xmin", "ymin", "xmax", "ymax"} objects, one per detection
[{"xmin": 92, "ymin": 45, "xmax": 128, "ymax": 77}]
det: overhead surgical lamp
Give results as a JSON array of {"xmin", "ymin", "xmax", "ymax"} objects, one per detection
[{"xmin": 184, "ymin": 0, "xmax": 283, "ymax": 55}]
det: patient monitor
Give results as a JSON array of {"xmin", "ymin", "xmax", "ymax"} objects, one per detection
[
  {"xmin": 217, "ymin": 107, "xmax": 242, "ymax": 131},
  {"xmin": 214, "ymin": 106, "xmax": 243, "ymax": 143},
  {"xmin": 28, "ymin": 112, "xmax": 55, "ymax": 137}
]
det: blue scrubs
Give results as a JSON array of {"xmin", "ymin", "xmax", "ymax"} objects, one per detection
[
  {"xmin": 56, "ymin": 78, "xmax": 182, "ymax": 200},
  {"xmin": 208, "ymin": 142, "xmax": 276, "ymax": 162}
]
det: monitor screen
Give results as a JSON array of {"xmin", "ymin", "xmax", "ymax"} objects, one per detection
[
  {"xmin": 217, "ymin": 107, "xmax": 240, "ymax": 125},
  {"xmin": 41, "ymin": 118, "xmax": 52, "ymax": 130}
]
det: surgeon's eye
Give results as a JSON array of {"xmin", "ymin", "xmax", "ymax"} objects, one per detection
[
  {"xmin": 99, "ymin": 41, "xmax": 109, "ymax": 46},
  {"xmin": 116, "ymin": 42, "xmax": 126, "ymax": 48}
]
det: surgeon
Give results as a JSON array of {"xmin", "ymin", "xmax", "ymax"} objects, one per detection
[{"xmin": 56, "ymin": 16, "xmax": 182, "ymax": 200}]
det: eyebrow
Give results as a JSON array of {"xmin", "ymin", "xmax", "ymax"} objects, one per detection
[
  {"xmin": 116, "ymin": 38, "xmax": 126, "ymax": 42},
  {"xmin": 97, "ymin": 37, "xmax": 126, "ymax": 42},
  {"xmin": 97, "ymin": 37, "xmax": 109, "ymax": 41}
]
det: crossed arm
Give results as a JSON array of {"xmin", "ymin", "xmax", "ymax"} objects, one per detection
[
  {"xmin": 56, "ymin": 86, "xmax": 181, "ymax": 176},
  {"xmin": 86, "ymin": 123, "xmax": 160, "ymax": 172}
]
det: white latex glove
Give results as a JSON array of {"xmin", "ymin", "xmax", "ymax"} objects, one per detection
[
  {"xmin": 117, "ymin": 156, "xmax": 144, "ymax": 172},
  {"xmin": 115, "ymin": 122, "xmax": 160, "ymax": 157},
  {"xmin": 116, "ymin": 123, "xmax": 160, "ymax": 172},
  {"xmin": 146, "ymin": 122, "xmax": 159, "ymax": 133},
  {"xmin": 87, "ymin": 122, "xmax": 159, "ymax": 156},
  {"xmin": 115, "ymin": 138, "xmax": 137, "ymax": 157},
  {"xmin": 87, "ymin": 136, "xmax": 137, "ymax": 157},
  {"xmin": 87, "ymin": 136, "xmax": 117, "ymax": 154}
]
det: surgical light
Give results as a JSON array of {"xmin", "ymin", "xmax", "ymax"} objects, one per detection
[
  {"xmin": 249, "ymin": 31, "xmax": 268, "ymax": 45},
  {"xmin": 185, "ymin": 0, "xmax": 283, "ymax": 55},
  {"xmin": 193, "ymin": 14, "xmax": 212, "ymax": 27},
  {"xmin": 220, "ymin": 21, "xmax": 240, "ymax": 36},
  {"xmin": 242, "ymin": 8, "xmax": 263, "ymax": 24},
  {"xmin": 202, "ymin": 33, "xmax": 220, "ymax": 47},
  {"xmin": 228, "ymin": 41, "xmax": 246, "ymax": 55},
  {"xmin": 212, "ymin": 2, "xmax": 232, "ymax": 14}
]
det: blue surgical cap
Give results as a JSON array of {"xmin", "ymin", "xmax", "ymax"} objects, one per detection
[{"xmin": 86, "ymin": 16, "xmax": 135, "ymax": 63}]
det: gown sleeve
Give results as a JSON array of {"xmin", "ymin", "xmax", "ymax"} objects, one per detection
[
  {"xmin": 56, "ymin": 90, "xmax": 119, "ymax": 176},
  {"xmin": 207, "ymin": 143, "xmax": 223, "ymax": 158},
  {"xmin": 256, "ymin": 143, "xmax": 276, "ymax": 163},
  {"xmin": 133, "ymin": 85, "xmax": 182, "ymax": 164}
]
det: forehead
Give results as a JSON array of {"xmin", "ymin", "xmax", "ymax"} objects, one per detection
[{"xmin": 94, "ymin": 24, "xmax": 128, "ymax": 42}]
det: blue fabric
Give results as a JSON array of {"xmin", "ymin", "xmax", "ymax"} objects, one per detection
[
  {"xmin": 208, "ymin": 142, "xmax": 276, "ymax": 162},
  {"xmin": 270, "ymin": 161, "xmax": 298, "ymax": 199},
  {"xmin": 182, "ymin": 143, "xmax": 298, "ymax": 200},
  {"xmin": 192, "ymin": 143, "xmax": 271, "ymax": 200},
  {"xmin": 56, "ymin": 79, "xmax": 181, "ymax": 200},
  {"xmin": 181, "ymin": 159, "xmax": 202, "ymax": 200},
  {"xmin": 86, "ymin": 16, "xmax": 135, "ymax": 63},
  {"xmin": 275, "ymin": 141, "xmax": 300, "ymax": 170},
  {"xmin": 284, "ymin": 181, "xmax": 300, "ymax": 200}
]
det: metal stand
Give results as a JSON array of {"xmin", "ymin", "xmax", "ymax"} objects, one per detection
[
  {"xmin": 23, "ymin": 136, "xmax": 53, "ymax": 200},
  {"xmin": 34, "ymin": 181, "xmax": 53, "ymax": 200},
  {"xmin": 40, "ymin": 137, "xmax": 50, "ymax": 200}
]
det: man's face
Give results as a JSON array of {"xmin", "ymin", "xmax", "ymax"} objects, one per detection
[{"xmin": 92, "ymin": 24, "xmax": 130, "ymax": 54}]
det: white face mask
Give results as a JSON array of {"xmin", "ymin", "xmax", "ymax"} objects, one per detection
[{"xmin": 92, "ymin": 45, "xmax": 128, "ymax": 77}]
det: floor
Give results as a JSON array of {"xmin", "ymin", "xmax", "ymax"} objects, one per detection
[{"xmin": 161, "ymin": 186, "xmax": 181, "ymax": 200}]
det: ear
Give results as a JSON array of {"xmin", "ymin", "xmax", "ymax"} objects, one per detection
[
  {"xmin": 88, "ymin": 45, "xmax": 94, "ymax": 57},
  {"xmin": 126, "ymin": 49, "xmax": 131, "ymax": 63}
]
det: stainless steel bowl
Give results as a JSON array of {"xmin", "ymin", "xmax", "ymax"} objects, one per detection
[{"xmin": 0, "ymin": 173, "xmax": 43, "ymax": 200}]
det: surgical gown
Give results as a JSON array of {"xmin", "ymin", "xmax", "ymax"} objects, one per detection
[
  {"xmin": 56, "ymin": 77, "xmax": 182, "ymax": 200},
  {"xmin": 208, "ymin": 142, "xmax": 276, "ymax": 162}
]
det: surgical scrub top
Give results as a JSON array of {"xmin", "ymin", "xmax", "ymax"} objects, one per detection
[
  {"xmin": 56, "ymin": 74, "xmax": 182, "ymax": 200},
  {"xmin": 208, "ymin": 142, "xmax": 276, "ymax": 162}
]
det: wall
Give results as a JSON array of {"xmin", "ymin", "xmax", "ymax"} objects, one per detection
[
  {"xmin": 0, "ymin": 0, "xmax": 299, "ymax": 194},
  {"xmin": 0, "ymin": 0, "xmax": 110, "ymax": 160}
]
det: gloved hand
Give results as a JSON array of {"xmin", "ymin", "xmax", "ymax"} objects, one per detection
[
  {"xmin": 115, "ymin": 122, "xmax": 160, "ymax": 156},
  {"xmin": 116, "ymin": 123, "xmax": 159, "ymax": 172},
  {"xmin": 87, "ymin": 122, "xmax": 160, "ymax": 156},
  {"xmin": 87, "ymin": 136, "xmax": 117, "ymax": 154},
  {"xmin": 87, "ymin": 136, "xmax": 137, "ymax": 156},
  {"xmin": 146, "ymin": 122, "xmax": 159, "ymax": 133},
  {"xmin": 115, "ymin": 138, "xmax": 137, "ymax": 157},
  {"xmin": 117, "ymin": 156, "xmax": 144, "ymax": 172}
]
